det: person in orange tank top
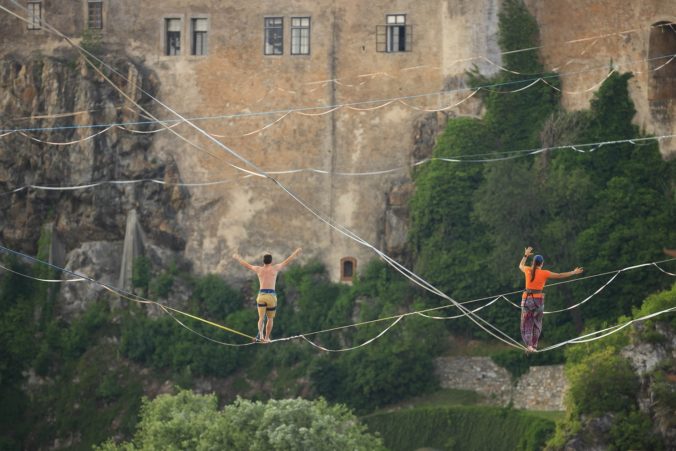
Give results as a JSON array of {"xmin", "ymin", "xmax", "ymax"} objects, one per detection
[{"xmin": 518, "ymin": 246, "xmax": 583, "ymax": 353}]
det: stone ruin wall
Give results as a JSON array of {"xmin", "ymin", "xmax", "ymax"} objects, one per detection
[
  {"xmin": 434, "ymin": 356, "xmax": 568, "ymax": 411},
  {"xmin": 0, "ymin": 0, "xmax": 673, "ymax": 288},
  {"xmin": 526, "ymin": 0, "xmax": 676, "ymax": 155}
]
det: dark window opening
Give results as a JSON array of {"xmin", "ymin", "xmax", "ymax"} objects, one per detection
[
  {"xmin": 340, "ymin": 257, "xmax": 357, "ymax": 282},
  {"xmin": 264, "ymin": 17, "xmax": 283, "ymax": 55},
  {"xmin": 191, "ymin": 18, "xmax": 208, "ymax": 55},
  {"xmin": 27, "ymin": 2, "xmax": 41, "ymax": 30},
  {"xmin": 165, "ymin": 18, "xmax": 181, "ymax": 56},
  {"xmin": 87, "ymin": 1, "xmax": 103, "ymax": 29},
  {"xmin": 376, "ymin": 14, "xmax": 412, "ymax": 53}
]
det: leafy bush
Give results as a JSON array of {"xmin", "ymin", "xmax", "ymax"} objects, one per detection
[
  {"xmin": 97, "ymin": 390, "xmax": 385, "ymax": 451},
  {"xmin": 608, "ymin": 410, "xmax": 663, "ymax": 451},
  {"xmin": 193, "ymin": 274, "xmax": 243, "ymax": 318},
  {"xmin": 565, "ymin": 348, "xmax": 638, "ymax": 416}
]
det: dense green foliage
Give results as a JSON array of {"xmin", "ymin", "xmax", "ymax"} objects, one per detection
[
  {"xmin": 409, "ymin": 0, "xmax": 675, "ymax": 351},
  {"xmin": 547, "ymin": 284, "xmax": 675, "ymax": 449},
  {"xmin": 97, "ymin": 390, "xmax": 385, "ymax": 451},
  {"xmin": 566, "ymin": 348, "xmax": 639, "ymax": 416},
  {"xmin": 364, "ymin": 405, "xmax": 555, "ymax": 451},
  {"xmin": 2, "ymin": 2, "xmax": 673, "ymax": 449}
]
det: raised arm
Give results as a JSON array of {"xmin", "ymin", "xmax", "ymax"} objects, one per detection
[
  {"xmin": 519, "ymin": 246, "xmax": 533, "ymax": 273},
  {"xmin": 233, "ymin": 253, "xmax": 257, "ymax": 272},
  {"xmin": 276, "ymin": 248, "xmax": 302, "ymax": 270},
  {"xmin": 549, "ymin": 267, "xmax": 584, "ymax": 279}
]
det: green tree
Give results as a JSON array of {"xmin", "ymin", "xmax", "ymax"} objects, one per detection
[{"xmin": 97, "ymin": 390, "xmax": 385, "ymax": 451}]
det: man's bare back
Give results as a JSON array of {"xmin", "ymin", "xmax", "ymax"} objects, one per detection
[
  {"xmin": 253, "ymin": 264, "xmax": 282, "ymax": 290},
  {"xmin": 232, "ymin": 248, "xmax": 302, "ymax": 342}
]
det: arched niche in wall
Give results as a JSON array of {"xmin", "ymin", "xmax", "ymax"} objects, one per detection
[
  {"xmin": 340, "ymin": 257, "xmax": 357, "ymax": 283},
  {"xmin": 648, "ymin": 21, "xmax": 676, "ymax": 121}
]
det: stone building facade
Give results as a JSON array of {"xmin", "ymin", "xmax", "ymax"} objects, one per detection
[{"xmin": 0, "ymin": 0, "xmax": 673, "ymax": 282}]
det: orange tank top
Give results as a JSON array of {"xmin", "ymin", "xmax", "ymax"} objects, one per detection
[{"xmin": 523, "ymin": 268, "xmax": 551, "ymax": 299}]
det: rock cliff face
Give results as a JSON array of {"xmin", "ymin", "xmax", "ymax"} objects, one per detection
[
  {"xmin": 562, "ymin": 322, "xmax": 676, "ymax": 450},
  {"xmin": 0, "ymin": 52, "xmax": 189, "ymax": 314}
]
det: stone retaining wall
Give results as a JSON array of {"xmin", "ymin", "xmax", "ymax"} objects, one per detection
[{"xmin": 434, "ymin": 356, "xmax": 567, "ymax": 411}]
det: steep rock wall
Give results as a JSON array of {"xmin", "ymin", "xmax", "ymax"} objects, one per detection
[{"xmin": 0, "ymin": 53, "xmax": 189, "ymax": 314}]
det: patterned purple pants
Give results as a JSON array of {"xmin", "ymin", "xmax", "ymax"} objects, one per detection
[{"xmin": 520, "ymin": 295, "xmax": 544, "ymax": 348}]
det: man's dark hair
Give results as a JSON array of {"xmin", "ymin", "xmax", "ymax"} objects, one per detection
[{"xmin": 263, "ymin": 254, "xmax": 272, "ymax": 265}]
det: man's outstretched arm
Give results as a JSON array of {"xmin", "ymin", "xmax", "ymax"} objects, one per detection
[
  {"xmin": 277, "ymin": 248, "xmax": 302, "ymax": 270},
  {"xmin": 233, "ymin": 253, "xmax": 257, "ymax": 271}
]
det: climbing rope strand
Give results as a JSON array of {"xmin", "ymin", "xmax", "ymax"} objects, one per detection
[
  {"xmin": 415, "ymin": 295, "xmax": 504, "ymax": 319},
  {"xmin": 1, "ymin": 243, "xmax": 674, "ymax": 352},
  {"xmin": 0, "ymin": 261, "xmax": 86, "ymax": 282},
  {"xmin": 538, "ymin": 307, "xmax": 676, "ymax": 352},
  {"xmin": 1, "ymin": 50, "xmax": 674, "ymax": 134},
  {"xmin": 297, "ymin": 316, "xmax": 404, "ymax": 352},
  {"xmin": 544, "ymin": 271, "xmax": 622, "ymax": 314},
  {"xmin": 39, "ymin": 6, "xmax": 526, "ymax": 352},
  {"xmin": 3, "ymin": 132, "xmax": 675, "ymax": 198},
  {"xmin": 2, "ymin": 4, "xmax": 669, "ymax": 352},
  {"xmin": 0, "ymin": 243, "xmax": 256, "ymax": 342}
]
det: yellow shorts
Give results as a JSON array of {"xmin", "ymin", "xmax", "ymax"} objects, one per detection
[{"xmin": 256, "ymin": 293, "xmax": 277, "ymax": 318}]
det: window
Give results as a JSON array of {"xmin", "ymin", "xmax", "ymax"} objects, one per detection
[
  {"xmin": 340, "ymin": 257, "xmax": 357, "ymax": 283},
  {"xmin": 264, "ymin": 17, "xmax": 283, "ymax": 55},
  {"xmin": 27, "ymin": 2, "xmax": 41, "ymax": 30},
  {"xmin": 291, "ymin": 17, "xmax": 310, "ymax": 55},
  {"xmin": 376, "ymin": 14, "xmax": 412, "ymax": 52},
  {"xmin": 87, "ymin": 1, "xmax": 103, "ymax": 29},
  {"xmin": 191, "ymin": 18, "xmax": 208, "ymax": 55},
  {"xmin": 165, "ymin": 18, "xmax": 181, "ymax": 56}
]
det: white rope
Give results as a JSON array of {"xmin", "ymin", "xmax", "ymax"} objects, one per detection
[
  {"xmin": 2, "ymin": 3, "xmax": 671, "ymax": 354},
  {"xmin": 0, "ymin": 262, "xmax": 85, "ymax": 282},
  {"xmin": 297, "ymin": 316, "xmax": 404, "ymax": 352},
  {"xmin": 538, "ymin": 307, "xmax": 676, "ymax": 352},
  {"xmin": 1, "ymin": 51, "xmax": 674, "ymax": 136},
  {"xmin": 415, "ymin": 296, "xmax": 505, "ymax": 319}
]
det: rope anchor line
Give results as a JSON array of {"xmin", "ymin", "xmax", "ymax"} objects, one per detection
[{"xmin": 1, "ymin": 243, "xmax": 673, "ymax": 352}]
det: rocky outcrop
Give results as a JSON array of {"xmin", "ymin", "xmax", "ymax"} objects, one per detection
[
  {"xmin": 0, "ymin": 53, "xmax": 190, "ymax": 316},
  {"xmin": 560, "ymin": 321, "xmax": 676, "ymax": 450}
]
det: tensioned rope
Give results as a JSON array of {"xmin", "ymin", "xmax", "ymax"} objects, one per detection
[
  {"xmin": 0, "ymin": 0, "xmax": 524, "ymax": 349},
  {"xmin": 2, "ymin": 133, "xmax": 673, "ymax": 199},
  {"xmin": 2, "ymin": 242, "xmax": 674, "ymax": 352},
  {"xmin": 1, "ymin": 51, "xmax": 674, "ymax": 135},
  {"xmin": 269, "ymin": 259, "xmax": 676, "ymax": 341},
  {"xmin": 3, "ymin": 1, "xmax": 526, "ymax": 351},
  {"xmin": 0, "ymin": 244, "xmax": 256, "ymax": 345},
  {"xmin": 3, "ymin": 3, "xmax": 672, "ymax": 352}
]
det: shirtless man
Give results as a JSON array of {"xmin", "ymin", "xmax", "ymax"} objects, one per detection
[{"xmin": 233, "ymin": 248, "xmax": 302, "ymax": 342}]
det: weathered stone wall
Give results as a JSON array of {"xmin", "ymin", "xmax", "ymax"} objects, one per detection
[
  {"xmin": 0, "ymin": 0, "xmax": 672, "ymax": 284},
  {"xmin": 434, "ymin": 356, "xmax": 567, "ymax": 411},
  {"xmin": 525, "ymin": 0, "xmax": 676, "ymax": 155},
  {"xmin": 0, "ymin": 1, "xmax": 498, "ymax": 281}
]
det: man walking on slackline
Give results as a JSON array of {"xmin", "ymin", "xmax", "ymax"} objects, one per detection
[
  {"xmin": 233, "ymin": 248, "xmax": 302, "ymax": 342},
  {"xmin": 519, "ymin": 246, "xmax": 583, "ymax": 353}
]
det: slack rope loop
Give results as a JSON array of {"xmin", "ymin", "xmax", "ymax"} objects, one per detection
[
  {"xmin": 2, "ymin": 4, "xmax": 673, "ymax": 353},
  {"xmin": 1, "ymin": 243, "xmax": 674, "ymax": 352},
  {"xmin": 2, "ymin": 133, "xmax": 675, "ymax": 198},
  {"xmin": 0, "ymin": 2, "xmax": 530, "ymax": 351},
  {"xmin": 1, "ymin": 22, "xmax": 673, "ymax": 127},
  {"xmin": 0, "ymin": 244, "xmax": 256, "ymax": 344},
  {"xmin": 0, "ymin": 51, "xmax": 674, "ymax": 135}
]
